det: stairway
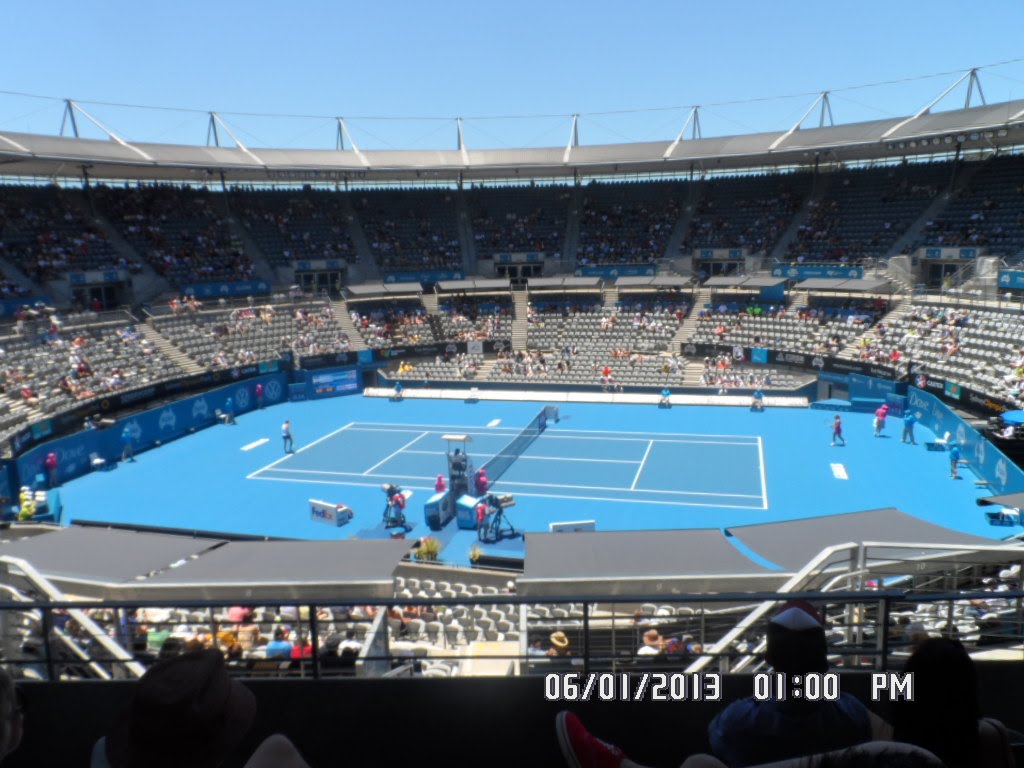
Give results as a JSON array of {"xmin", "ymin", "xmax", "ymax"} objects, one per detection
[
  {"xmin": 886, "ymin": 158, "xmax": 988, "ymax": 258},
  {"xmin": 788, "ymin": 290, "xmax": 810, "ymax": 309},
  {"xmin": 455, "ymin": 190, "xmax": 477, "ymax": 277},
  {"xmin": 340, "ymin": 194, "xmax": 380, "ymax": 281},
  {"xmin": 679, "ymin": 359, "xmax": 709, "ymax": 386},
  {"xmin": 511, "ymin": 287, "xmax": 530, "ymax": 351},
  {"xmin": 421, "ymin": 291, "xmax": 439, "ymax": 313},
  {"xmin": 601, "ymin": 283, "xmax": 618, "ymax": 310},
  {"xmin": 769, "ymin": 173, "xmax": 830, "ymax": 262},
  {"xmin": 836, "ymin": 297, "xmax": 914, "ymax": 360},
  {"xmin": 332, "ymin": 298, "xmax": 369, "ymax": 350},
  {"xmin": 141, "ymin": 323, "xmax": 205, "ymax": 375},
  {"xmin": 561, "ymin": 187, "xmax": 582, "ymax": 270},
  {"xmin": 664, "ymin": 179, "xmax": 705, "ymax": 259},
  {"xmin": 673, "ymin": 287, "xmax": 711, "ymax": 349},
  {"xmin": 474, "ymin": 358, "xmax": 499, "ymax": 379}
]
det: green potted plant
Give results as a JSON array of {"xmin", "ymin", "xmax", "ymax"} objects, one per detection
[{"xmin": 414, "ymin": 536, "xmax": 442, "ymax": 562}]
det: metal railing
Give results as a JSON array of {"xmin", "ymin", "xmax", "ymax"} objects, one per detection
[{"xmin": 0, "ymin": 586, "xmax": 1019, "ymax": 682}]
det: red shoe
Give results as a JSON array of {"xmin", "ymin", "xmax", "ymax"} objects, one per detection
[{"xmin": 556, "ymin": 711, "xmax": 627, "ymax": 768}]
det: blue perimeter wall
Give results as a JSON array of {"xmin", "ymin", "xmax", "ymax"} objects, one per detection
[
  {"xmin": 14, "ymin": 373, "xmax": 290, "ymax": 490},
  {"xmin": 4, "ymin": 368, "xmax": 1024, "ymax": 507},
  {"xmin": 906, "ymin": 386, "xmax": 1024, "ymax": 495}
]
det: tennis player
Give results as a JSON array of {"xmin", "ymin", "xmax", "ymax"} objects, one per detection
[{"xmin": 831, "ymin": 415, "xmax": 846, "ymax": 447}]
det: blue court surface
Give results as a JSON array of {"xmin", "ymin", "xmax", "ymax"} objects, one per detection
[{"xmin": 58, "ymin": 396, "xmax": 1009, "ymax": 565}]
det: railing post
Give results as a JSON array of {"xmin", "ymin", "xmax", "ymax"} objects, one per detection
[
  {"xmin": 41, "ymin": 608, "xmax": 56, "ymax": 682},
  {"xmin": 878, "ymin": 595, "xmax": 890, "ymax": 672},
  {"xmin": 582, "ymin": 602, "xmax": 590, "ymax": 677},
  {"xmin": 309, "ymin": 604, "xmax": 320, "ymax": 680}
]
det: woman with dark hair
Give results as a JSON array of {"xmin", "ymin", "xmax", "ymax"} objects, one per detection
[{"xmin": 890, "ymin": 638, "xmax": 979, "ymax": 768}]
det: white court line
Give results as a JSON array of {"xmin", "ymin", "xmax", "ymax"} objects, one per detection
[
  {"xmin": 758, "ymin": 436, "xmax": 769, "ymax": 510},
  {"xmin": 631, "ymin": 440, "xmax": 654, "ymax": 490},
  {"xmin": 241, "ymin": 438, "xmax": 269, "ymax": 451},
  {"xmin": 361, "ymin": 432, "xmax": 430, "ymax": 475},
  {"xmin": 246, "ymin": 422, "xmax": 355, "ymax": 478},
  {"xmin": 346, "ymin": 426, "xmax": 757, "ymax": 447},
  {"xmin": 401, "ymin": 450, "xmax": 642, "ymax": 465},
  {"xmin": 487, "ymin": 419, "xmax": 501, "ymax": 427},
  {"xmin": 248, "ymin": 476, "xmax": 763, "ymax": 510},
  {"xmin": 348, "ymin": 421, "xmax": 761, "ymax": 440},
  {"xmin": 260, "ymin": 466, "xmax": 762, "ymax": 498}
]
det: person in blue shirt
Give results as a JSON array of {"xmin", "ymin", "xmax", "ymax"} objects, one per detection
[
  {"xmin": 659, "ymin": 388, "xmax": 671, "ymax": 408},
  {"xmin": 901, "ymin": 411, "xmax": 917, "ymax": 445},
  {"xmin": 751, "ymin": 388, "xmax": 765, "ymax": 412},
  {"xmin": 393, "ymin": 381, "xmax": 404, "ymax": 400},
  {"xmin": 265, "ymin": 628, "xmax": 293, "ymax": 659},
  {"xmin": 949, "ymin": 440, "xmax": 961, "ymax": 479},
  {"xmin": 223, "ymin": 397, "xmax": 235, "ymax": 425}
]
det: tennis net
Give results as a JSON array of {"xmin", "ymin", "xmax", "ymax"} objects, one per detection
[{"xmin": 481, "ymin": 405, "xmax": 559, "ymax": 482}]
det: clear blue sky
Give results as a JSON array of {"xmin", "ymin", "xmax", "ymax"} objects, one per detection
[{"xmin": 4, "ymin": 1, "xmax": 1024, "ymax": 150}]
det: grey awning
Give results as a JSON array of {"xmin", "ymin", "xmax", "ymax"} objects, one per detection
[
  {"xmin": 527, "ymin": 276, "xmax": 601, "ymax": 290},
  {"xmin": 795, "ymin": 278, "xmax": 848, "ymax": 290},
  {"xmin": 436, "ymin": 278, "xmax": 510, "ymax": 293},
  {"xmin": 346, "ymin": 282, "xmax": 422, "ymax": 298},
  {"xmin": 739, "ymin": 276, "xmax": 787, "ymax": 288},
  {"xmin": 0, "ymin": 527, "xmax": 226, "ymax": 587},
  {"xmin": 121, "ymin": 539, "xmax": 412, "ymax": 601},
  {"xmin": 518, "ymin": 529, "xmax": 788, "ymax": 597},
  {"xmin": 650, "ymin": 276, "xmax": 692, "ymax": 287},
  {"xmin": 703, "ymin": 276, "xmax": 749, "ymax": 287},
  {"xmin": 614, "ymin": 277, "xmax": 654, "ymax": 287},
  {"xmin": 726, "ymin": 508, "xmax": 1009, "ymax": 571},
  {"xmin": 835, "ymin": 279, "xmax": 890, "ymax": 292}
]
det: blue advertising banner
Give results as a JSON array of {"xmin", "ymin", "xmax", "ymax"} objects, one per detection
[
  {"xmin": 307, "ymin": 368, "xmax": 360, "ymax": 399},
  {"xmin": 906, "ymin": 387, "xmax": 1024, "ymax": 495},
  {"xmin": 998, "ymin": 270, "xmax": 1024, "ymax": 290},
  {"xmin": 0, "ymin": 298, "xmax": 49, "ymax": 317},
  {"xmin": 770, "ymin": 265, "xmax": 865, "ymax": 280},
  {"xmin": 16, "ymin": 373, "xmax": 288, "ymax": 488},
  {"xmin": 181, "ymin": 280, "xmax": 271, "ymax": 298},
  {"xmin": 383, "ymin": 271, "xmax": 463, "ymax": 283},
  {"xmin": 574, "ymin": 265, "xmax": 657, "ymax": 278}
]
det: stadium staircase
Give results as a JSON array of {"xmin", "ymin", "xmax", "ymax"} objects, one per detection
[
  {"xmin": 421, "ymin": 291, "xmax": 439, "ymax": 314},
  {"xmin": 788, "ymin": 290, "xmax": 810, "ymax": 309},
  {"xmin": 511, "ymin": 287, "xmax": 530, "ymax": 351},
  {"xmin": 769, "ymin": 172, "xmax": 831, "ymax": 261},
  {"xmin": 455, "ymin": 191, "xmax": 477, "ymax": 276},
  {"xmin": 223, "ymin": 212, "xmax": 276, "ymax": 287},
  {"xmin": 665, "ymin": 179, "xmax": 705, "ymax": 259},
  {"xmin": 561, "ymin": 187, "xmax": 582, "ymax": 270},
  {"xmin": 332, "ymin": 298, "xmax": 369, "ymax": 351},
  {"xmin": 601, "ymin": 283, "xmax": 618, "ymax": 310},
  {"xmin": 0, "ymin": 254, "xmax": 42, "ymax": 299},
  {"xmin": 141, "ymin": 322, "xmax": 205, "ymax": 375},
  {"xmin": 339, "ymin": 195, "xmax": 380, "ymax": 281},
  {"xmin": 69, "ymin": 189, "xmax": 172, "ymax": 304},
  {"xmin": 835, "ymin": 296, "xmax": 914, "ymax": 360},
  {"xmin": 885, "ymin": 158, "xmax": 987, "ymax": 258},
  {"xmin": 674, "ymin": 287, "xmax": 712, "ymax": 349}
]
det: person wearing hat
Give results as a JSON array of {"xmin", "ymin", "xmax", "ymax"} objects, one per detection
[
  {"xmin": 874, "ymin": 404, "xmax": 889, "ymax": 437},
  {"xmin": 547, "ymin": 631, "xmax": 572, "ymax": 657},
  {"xmin": 636, "ymin": 629, "xmax": 664, "ymax": 657},
  {"xmin": 556, "ymin": 601, "xmax": 878, "ymax": 768},
  {"xmin": 706, "ymin": 600, "xmax": 874, "ymax": 766},
  {"xmin": 90, "ymin": 649, "xmax": 310, "ymax": 768}
]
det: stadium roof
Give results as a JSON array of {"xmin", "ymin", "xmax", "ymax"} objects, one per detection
[
  {"xmin": 517, "ymin": 529, "xmax": 790, "ymax": 597},
  {"xmin": 0, "ymin": 527, "xmax": 410, "ymax": 601},
  {"xmin": 3, "ymin": 99, "xmax": 1024, "ymax": 183},
  {"xmin": 725, "ymin": 508, "xmax": 1007, "ymax": 571}
]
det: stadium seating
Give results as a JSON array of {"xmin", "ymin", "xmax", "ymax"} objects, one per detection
[
  {"xmin": 576, "ymin": 181, "xmax": 685, "ymax": 265},
  {"xmin": 0, "ymin": 186, "xmax": 127, "ymax": 282},
  {"xmin": 683, "ymin": 172, "xmax": 811, "ymax": 253},
  {"xmin": 233, "ymin": 189, "xmax": 357, "ymax": 266},
  {"xmin": 436, "ymin": 295, "xmax": 513, "ymax": 342},
  {"xmin": 95, "ymin": 185, "xmax": 254, "ymax": 286},
  {"xmin": 468, "ymin": 186, "xmax": 569, "ymax": 258},
  {"xmin": 349, "ymin": 299, "xmax": 436, "ymax": 349},
  {"xmin": 353, "ymin": 189, "xmax": 462, "ymax": 273}
]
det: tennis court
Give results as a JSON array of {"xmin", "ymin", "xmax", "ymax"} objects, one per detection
[{"xmin": 249, "ymin": 417, "xmax": 768, "ymax": 511}]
